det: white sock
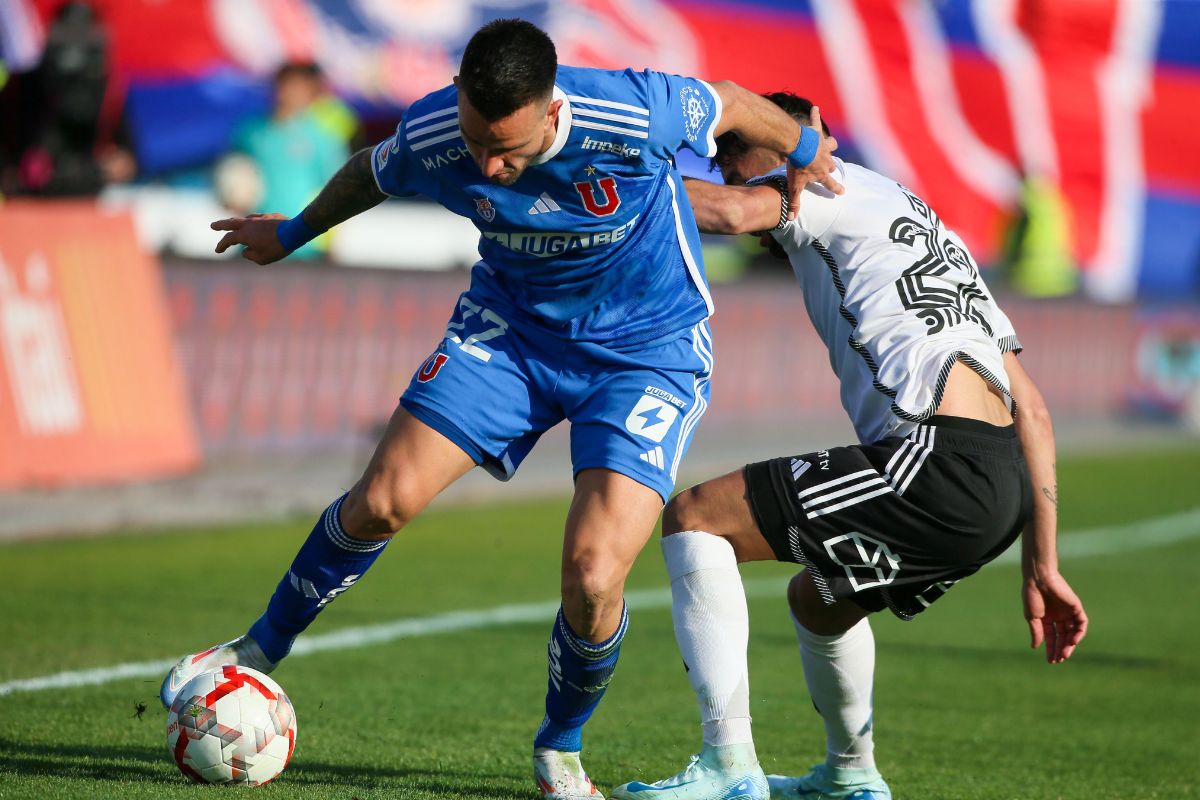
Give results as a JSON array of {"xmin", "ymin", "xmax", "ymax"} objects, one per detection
[
  {"xmin": 791, "ymin": 613, "xmax": 877, "ymax": 773},
  {"xmin": 662, "ymin": 531, "xmax": 756, "ymax": 763}
]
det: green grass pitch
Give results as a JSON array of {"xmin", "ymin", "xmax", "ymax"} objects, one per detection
[{"xmin": 1, "ymin": 448, "xmax": 1199, "ymax": 799}]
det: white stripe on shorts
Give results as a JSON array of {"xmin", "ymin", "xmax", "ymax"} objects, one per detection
[
  {"xmin": 796, "ymin": 469, "xmax": 877, "ymax": 499},
  {"xmin": 800, "ymin": 476, "xmax": 888, "ymax": 511},
  {"xmin": 806, "ymin": 485, "xmax": 895, "ymax": 519},
  {"xmin": 897, "ymin": 427, "xmax": 936, "ymax": 495}
]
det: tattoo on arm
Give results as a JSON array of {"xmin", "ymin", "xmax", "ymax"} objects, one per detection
[
  {"xmin": 302, "ymin": 148, "xmax": 387, "ymax": 231},
  {"xmin": 1041, "ymin": 462, "xmax": 1058, "ymax": 506}
]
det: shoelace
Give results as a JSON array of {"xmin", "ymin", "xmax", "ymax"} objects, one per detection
[{"xmin": 650, "ymin": 754, "xmax": 704, "ymax": 787}]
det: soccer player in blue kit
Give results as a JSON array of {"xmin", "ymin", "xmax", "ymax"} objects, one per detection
[{"xmin": 159, "ymin": 18, "xmax": 841, "ymax": 799}]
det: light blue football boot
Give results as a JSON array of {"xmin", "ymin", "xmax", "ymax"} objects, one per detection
[
  {"xmin": 612, "ymin": 746, "xmax": 768, "ymax": 800},
  {"xmin": 767, "ymin": 764, "xmax": 891, "ymax": 800}
]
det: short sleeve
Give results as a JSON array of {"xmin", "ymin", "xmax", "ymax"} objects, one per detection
[
  {"xmin": 987, "ymin": 296, "xmax": 1022, "ymax": 353},
  {"xmin": 755, "ymin": 164, "xmax": 843, "ymax": 249},
  {"xmin": 641, "ymin": 70, "xmax": 724, "ymax": 158},
  {"xmin": 370, "ymin": 120, "xmax": 418, "ymax": 198}
]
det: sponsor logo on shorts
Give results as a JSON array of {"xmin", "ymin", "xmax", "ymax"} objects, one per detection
[
  {"xmin": 914, "ymin": 580, "xmax": 958, "ymax": 609},
  {"xmin": 625, "ymin": 395, "xmax": 680, "ymax": 443},
  {"xmin": 790, "ymin": 458, "xmax": 812, "ymax": 480},
  {"xmin": 821, "ymin": 531, "xmax": 900, "ymax": 592},
  {"xmin": 639, "ymin": 446, "xmax": 666, "ymax": 470},
  {"xmin": 644, "ymin": 385, "xmax": 686, "ymax": 409}
]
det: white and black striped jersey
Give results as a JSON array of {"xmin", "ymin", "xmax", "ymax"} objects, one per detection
[{"xmin": 760, "ymin": 158, "xmax": 1020, "ymax": 444}]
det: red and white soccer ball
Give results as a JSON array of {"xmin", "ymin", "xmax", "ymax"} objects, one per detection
[{"xmin": 166, "ymin": 665, "xmax": 297, "ymax": 785}]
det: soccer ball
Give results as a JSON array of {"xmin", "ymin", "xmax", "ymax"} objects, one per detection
[
  {"xmin": 213, "ymin": 153, "xmax": 264, "ymax": 214},
  {"xmin": 165, "ymin": 665, "xmax": 297, "ymax": 785}
]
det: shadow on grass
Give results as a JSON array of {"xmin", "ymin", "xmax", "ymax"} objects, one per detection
[
  {"xmin": 0, "ymin": 738, "xmax": 528, "ymax": 798},
  {"xmin": 0, "ymin": 739, "xmax": 178, "ymax": 784},
  {"xmin": 878, "ymin": 639, "xmax": 1168, "ymax": 669},
  {"xmin": 754, "ymin": 632, "xmax": 1169, "ymax": 670}
]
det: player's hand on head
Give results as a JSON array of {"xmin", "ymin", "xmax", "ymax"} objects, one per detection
[
  {"xmin": 211, "ymin": 213, "xmax": 290, "ymax": 265},
  {"xmin": 808, "ymin": 107, "xmax": 843, "ymax": 194},
  {"xmin": 785, "ymin": 107, "xmax": 843, "ymax": 219},
  {"xmin": 1022, "ymin": 571, "xmax": 1088, "ymax": 665}
]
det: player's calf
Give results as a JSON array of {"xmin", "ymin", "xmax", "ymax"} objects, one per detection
[
  {"xmin": 160, "ymin": 491, "xmax": 394, "ymax": 708},
  {"xmin": 534, "ymin": 606, "xmax": 628, "ymax": 752}
]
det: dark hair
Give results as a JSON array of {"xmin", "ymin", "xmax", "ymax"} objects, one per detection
[
  {"xmin": 274, "ymin": 61, "xmax": 322, "ymax": 85},
  {"xmin": 458, "ymin": 19, "xmax": 557, "ymax": 121},
  {"xmin": 712, "ymin": 92, "xmax": 831, "ymax": 171}
]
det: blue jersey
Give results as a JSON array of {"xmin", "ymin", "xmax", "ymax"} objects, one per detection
[{"xmin": 371, "ymin": 65, "xmax": 722, "ymax": 348}]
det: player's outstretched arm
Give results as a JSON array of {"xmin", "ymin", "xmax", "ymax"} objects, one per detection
[
  {"xmin": 682, "ymin": 177, "xmax": 785, "ymax": 235},
  {"xmin": 709, "ymin": 81, "xmax": 842, "ymax": 216},
  {"xmin": 212, "ymin": 148, "xmax": 387, "ymax": 265},
  {"xmin": 1005, "ymin": 351, "xmax": 1088, "ymax": 664}
]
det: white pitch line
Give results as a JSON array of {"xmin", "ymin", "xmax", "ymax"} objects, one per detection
[{"xmin": 2, "ymin": 507, "xmax": 1198, "ymax": 698}]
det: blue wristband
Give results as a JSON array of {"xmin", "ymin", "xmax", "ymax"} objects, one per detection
[
  {"xmin": 787, "ymin": 126, "xmax": 820, "ymax": 169},
  {"xmin": 276, "ymin": 214, "xmax": 321, "ymax": 253}
]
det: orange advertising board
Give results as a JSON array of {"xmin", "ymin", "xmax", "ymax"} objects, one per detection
[{"xmin": 0, "ymin": 201, "xmax": 199, "ymax": 487}]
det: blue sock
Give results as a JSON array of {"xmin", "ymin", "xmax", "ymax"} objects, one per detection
[
  {"xmin": 247, "ymin": 494, "xmax": 388, "ymax": 662},
  {"xmin": 534, "ymin": 604, "xmax": 629, "ymax": 752}
]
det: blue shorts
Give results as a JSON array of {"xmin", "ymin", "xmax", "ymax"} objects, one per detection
[{"xmin": 400, "ymin": 288, "xmax": 713, "ymax": 503}]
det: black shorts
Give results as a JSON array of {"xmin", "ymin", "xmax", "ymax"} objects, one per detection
[{"xmin": 745, "ymin": 415, "xmax": 1032, "ymax": 620}]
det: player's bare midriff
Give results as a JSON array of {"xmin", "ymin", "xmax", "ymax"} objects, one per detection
[{"xmin": 933, "ymin": 361, "xmax": 1013, "ymax": 427}]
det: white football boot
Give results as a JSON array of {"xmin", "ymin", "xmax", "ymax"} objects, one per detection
[
  {"xmin": 159, "ymin": 635, "xmax": 276, "ymax": 709},
  {"xmin": 534, "ymin": 747, "xmax": 604, "ymax": 800},
  {"xmin": 611, "ymin": 747, "xmax": 768, "ymax": 800},
  {"xmin": 767, "ymin": 765, "xmax": 891, "ymax": 800}
]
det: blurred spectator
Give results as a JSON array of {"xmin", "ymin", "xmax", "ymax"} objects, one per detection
[
  {"xmin": 0, "ymin": 1, "xmax": 136, "ymax": 197},
  {"xmin": 216, "ymin": 62, "xmax": 352, "ymax": 259},
  {"xmin": 1001, "ymin": 175, "xmax": 1077, "ymax": 298}
]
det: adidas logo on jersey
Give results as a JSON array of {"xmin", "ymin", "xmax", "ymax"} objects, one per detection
[
  {"xmin": 639, "ymin": 446, "xmax": 665, "ymax": 470},
  {"xmin": 527, "ymin": 193, "xmax": 562, "ymax": 215}
]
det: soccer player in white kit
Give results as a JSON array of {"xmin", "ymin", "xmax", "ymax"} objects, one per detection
[{"xmin": 611, "ymin": 94, "xmax": 1088, "ymax": 800}]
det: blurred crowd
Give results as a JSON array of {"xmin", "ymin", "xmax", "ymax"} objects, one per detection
[
  {"xmin": 0, "ymin": 2, "xmax": 133, "ymax": 197},
  {"xmin": 1, "ymin": 0, "xmax": 1197, "ymax": 300},
  {"xmin": 0, "ymin": 2, "xmax": 365, "ymax": 259}
]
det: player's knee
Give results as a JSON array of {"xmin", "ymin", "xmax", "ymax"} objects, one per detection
[
  {"xmin": 787, "ymin": 571, "xmax": 867, "ymax": 635},
  {"xmin": 346, "ymin": 477, "xmax": 426, "ymax": 537},
  {"xmin": 661, "ymin": 484, "xmax": 711, "ymax": 537},
  {"xmin": 788, "ymin": 573, "xmax": 827, "ymax": 632},
  {"xmin": 561, "ymin": 557, "xmax": 626, "ymax": 628},
  {"xmin": 562, "ymin": 559, "xmax": 625, "ymax": 605}
]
